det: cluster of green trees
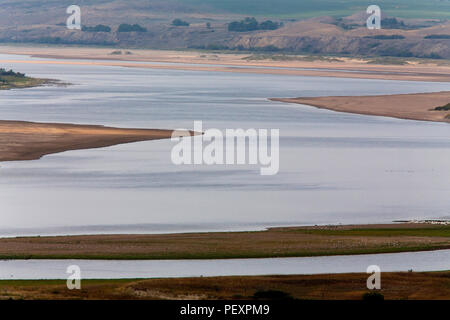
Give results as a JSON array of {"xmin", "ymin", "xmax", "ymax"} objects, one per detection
[
  {"xmin": 0, "ymin": 68, "xmax": 25, "ymax": 77},
  {"xmin": 381, "ymin": 18, "xmax": 406, "ymax": 29},
  {"xmin": 117, "ymin": 24, "xmax": 147, "ymax": 32},
  {"xmin": 80, "ymin": 23, "xmax": 148, "ymax": 33},
  {"xmin": 82, "ymin": 25, "xmax": 111, "ymax": 32},
  {"xmin": 228, "ymin": 17, "xmax": 283, "ymax": 32}
]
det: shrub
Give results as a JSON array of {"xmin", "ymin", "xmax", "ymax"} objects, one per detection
[
  {"xmin": 382, "ymin": 18, "xmax": 406, "ymax": 29},
  {"xmin": 172, "ymin": 19, "xmax": 190, "ymax": 27},
  {"xmin": 434, "ymin": 103, "xmax": 450, "ymax": 111},
  {"xmin": 259, "ymin": 20, "xmax": 283, "ymax": 30},
  {"xmin": 82, "ymin": 24, "xmax": 111, "ymax": 32},
  {"xmin": 424, "ymin": 34, "xmax": 450, "ymax": 39},
  {"xmin": 364, "ymin": 35, "xmax": 405, "ymax": 40},
  {"xmin": 117, "ymin": 24, "xmax": 147, "ymax": 32},
  {"xmin": 228, "ymin": 17, "xmax": 282, "ymax": 32}
]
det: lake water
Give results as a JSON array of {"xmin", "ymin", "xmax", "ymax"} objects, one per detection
[
  {"xmin": 1, "ymin": 249, "xmax": 449, "ymax": 279},
  {"xmin": 0, "ymin": 53, "xmax": 449, "ymax": 236}
]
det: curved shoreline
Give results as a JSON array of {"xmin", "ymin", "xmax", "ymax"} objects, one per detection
[
  {"xmin": 0, "ymin": 120, "xmax": 185, "ymax": 162},
  {"xmin": 271, "ymin": 91, "xmax": 450, "ymax": 123},
  {"xmin": 1, "ymin": 46, "xmax": 450, "ymax": 82}
]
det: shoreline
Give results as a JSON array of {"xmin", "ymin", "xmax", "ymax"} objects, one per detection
[
  {"xmin": 0, "ymin": 77, "xmax": 57, "ymax": 90},
  {"xmin": 1, "ymin": 45, "xmax": 450, "ymax": 82},
  {"xmin": 271, "ymin": 91, "xmax": 450, "ymax": 123},
  {"xmin": 0, "ymin": 120, "xmax": 186, "ymax": 162},
  {"xmin": 0, "ymin": 223, "xmax": 448, "ymax": 260}
]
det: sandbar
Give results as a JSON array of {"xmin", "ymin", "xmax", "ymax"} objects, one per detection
[
  {"xmin": 272, "ymin": 91, "xmax": 450, "ymax": 123},
  {"xmin": 0, "ymin": 120, "xmax": 182, "ymax": 162}
]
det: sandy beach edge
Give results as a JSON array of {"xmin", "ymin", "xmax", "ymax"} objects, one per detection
[
  {"xmin": 270, "ymin": 91, "xmax": 450, "ymax": 123},
  {"xmin": 0, "ymin": 120, "xmax": 195, "ymax": 162},
  {"xmin": 1, "ymin": 46, "xmax": 450, "ymax": 82}
]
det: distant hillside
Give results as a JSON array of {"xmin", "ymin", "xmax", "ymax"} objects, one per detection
[
  {"xmin": 181, "ymin": 0, "xmax": 450, "ymax": 19},
  {"xmin": 0, "ymin": 0, "xmax": 449, "ymax": 59},
  {"xmin": 229, "ymin": 15, "xmax": 450, "ymax": 59}
]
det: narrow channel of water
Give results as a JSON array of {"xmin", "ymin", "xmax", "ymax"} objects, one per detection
[{"xmin": 1, "ymin": 250, "xmax": 449, "ymax": 280}]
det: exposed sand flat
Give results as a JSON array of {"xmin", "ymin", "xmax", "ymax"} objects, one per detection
[
  {"xmin": 0, "ymin": 120, "xmax": 178, "ymax": 162},
  {"xmin": 272, "ymin": 91, "xmax": 450, "ymax": 123},
  {"xmin": 1, "ymin": 45, "xmax": 450, "ymax": 82}
]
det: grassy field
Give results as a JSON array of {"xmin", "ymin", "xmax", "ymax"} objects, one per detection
[
  {"xmin": 182, "ymin": 0, "xmax": 450, "ymax": 19},
  {"xmin": 1, "ymin": 272, "xmax": 449, "ymax": 300},
  {"xmin": 0, "ymin": 224, "xmax": 449, "ymax": 260}
]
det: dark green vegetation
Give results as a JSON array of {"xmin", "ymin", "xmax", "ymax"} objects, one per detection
[
  {"xmin": 228, "ymin": 17, "xmax": 283, "ymax": 32},
  {"xmin": 0, "ymin": 68, "xmax": 50, "ymax": 89},
  {"xmin": 364, "ymin": 35, "xmax": 405, "ymax": 40},
  {"xmin": 0, "ymin": 68, "xmax": 24, "ymax": 77},
  {"xmin": 117, "ymin": 24, "xmax": 147, "ymax": 32},
  {"xmin": 182, "ymin": 0, "xmax": 450, "ymax": 19},
  {"xmin": 381, "ymin": 18, "xmax": 406, "ymax": 29},
  {"xmin": 333, "ymin": 17, "xmax": 411, "ymax": 31},
  {"xmin": 425, "ymin": 35, "xmax": 450, "ymax": 39},
  {"xmin": 172, "ymin": 19, "xmax": 190, "ymax": 27},
  {"xmin": 82, "ymin": 24, "xmax": 111, "ymax": 32},
  {"xmin": 1, "ymin": 272, "xmax": 449, "ymax": 300},
  {"xmin": 0, "ymin": 224, "xmax": 448, "ymax": 260},
  {"xmin": 434, "ymin": 103, "xmax": 450, "ymax": 111}
]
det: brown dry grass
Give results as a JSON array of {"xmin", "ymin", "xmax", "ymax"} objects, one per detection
[
  {"xmin": 1, "ymin": 272, "xmax": 449, "ymax": 300},
  {"xmin": 1, "ymin": 224, "xmax": 449, "ymax": 260}
]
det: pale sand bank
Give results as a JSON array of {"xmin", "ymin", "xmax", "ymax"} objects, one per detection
[
  {"xmin": 0, "ymin": 45, "xmax": 449, "ymax": 82},
  {"xmin": 0, "ymin": 120, "xmax": 182, "ymax": 162},
  {"xmin": 272, "ymin": 91, "xmax": 450, "ymax": 123}
]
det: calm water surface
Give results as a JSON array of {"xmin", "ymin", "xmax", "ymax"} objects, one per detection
[
  {"xmin": 0, "ymin": 53, "xmax": 449, "ymax": 236},
  {"xmin": 1, "ymin": 250, "xmax": 449, "ymax": 279}
]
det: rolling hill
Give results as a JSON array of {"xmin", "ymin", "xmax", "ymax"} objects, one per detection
[{"xmin": 0, "ymin": 0, "xmax": 448, "ymax": 58}]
